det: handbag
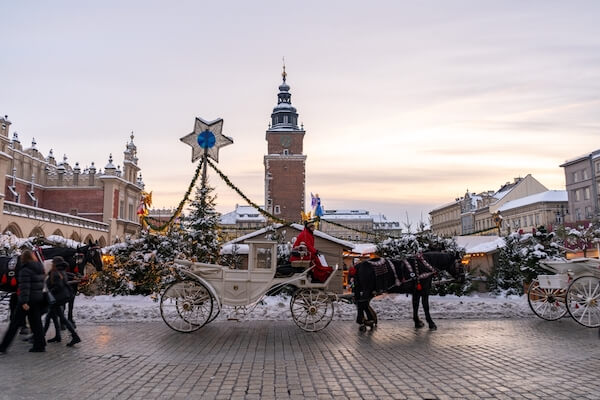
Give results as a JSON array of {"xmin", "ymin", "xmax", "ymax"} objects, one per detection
[
  {"xmin": 51, "ymin": 272, "xmax": 72, "ymax": 306},
  {"xmin": 45, "ymin": 290, "xmax": 56, "ymax": 306}
]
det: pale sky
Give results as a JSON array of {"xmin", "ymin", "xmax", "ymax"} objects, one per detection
[{"xmin": 2, "ymin": 1, "xmax": 599, "ymax": 226}]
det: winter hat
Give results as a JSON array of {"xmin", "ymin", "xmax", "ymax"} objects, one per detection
[{"xmin": 52, "ymin": 256, "xmax": 68, "ymax": 270}]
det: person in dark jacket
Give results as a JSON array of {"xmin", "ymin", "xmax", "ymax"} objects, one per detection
[
  {"xmin": 44, "ymin": 256, "xmax": 81, "ymax": 346},
  {"xmin": 0, "ymin": 250, "xmax": 46, "ymax": 353}
]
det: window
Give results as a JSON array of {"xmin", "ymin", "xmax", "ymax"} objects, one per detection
[
  {"xmin": 584, "ymin": 187, "xmax": 591, "ymax": 200},
  {"xmin": 575, "ymin": 208, "xmax": 582, "ymax": 221},
  {"xmin": 574, "ymin": 189, "xmax": 581, "ymax": 202},
  {"xmin": 572, "ymin": 171, "xmax": 579, "ymax": 183},
  {"xmin": 583, "ymin": 169, "xmax": 589, "ymax": 180},
  {"xmin": 585, "ymin": 206, "xmax": 592, "ymax": 218},
  {"xmin": 282, "ymin": 149, "xmax": 289, "ymax": 155},
  {"xmin": 535, "ymin": 214, "xmax": 540, "ymax": 225},
  {"xmin": 274, "ymin": 205, "xmax": 280, "ymax": 214},
  {"xmin": 528, "ymin": 215, "xmax": 533, "ymax": 226},
  {"xmin": 119, "ymin": 200, "xmax": 124, "ymax": 218},
  {"xmin": 254, "ymin": 245, "xmax": 272, "ymax": 270}
]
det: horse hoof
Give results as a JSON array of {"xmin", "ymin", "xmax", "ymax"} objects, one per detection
[
  {"xmin": 359, "ymin": 325, "xmax": 367, "ymax": 332},
  {"xmin": 429, "ymin": 325, "xmax": 437, "ymax": 331},
  {"xmin": 364, "ymin": 320, "xmax": 375, "ymax": 328},
  {"xmin": 415, "ymin": 322, "xmax": 425, "ymax": 329}
]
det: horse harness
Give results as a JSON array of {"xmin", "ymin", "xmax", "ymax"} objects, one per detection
[{"xmin": 366, "ymin": 253, "xmax": 438, "ymax": 292}]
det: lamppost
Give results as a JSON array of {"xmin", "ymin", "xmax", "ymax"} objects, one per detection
[{"xmin": 555, "ymin": 204, "xmax": 566, "ymax": 226}]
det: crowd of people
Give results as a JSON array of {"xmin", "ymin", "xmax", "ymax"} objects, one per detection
[{"xmin": 0, "ymin": 250, "xmax": 81, "ymax": 354}]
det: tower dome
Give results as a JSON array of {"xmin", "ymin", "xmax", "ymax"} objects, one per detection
[{"xmin": 270, "ymin": 65, "xmax": 300, "ymax": 130}]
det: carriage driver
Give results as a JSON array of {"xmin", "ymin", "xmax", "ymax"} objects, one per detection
[{"xmin": 289, "ymin": 219, "xmax": 333, "ymax": 283}]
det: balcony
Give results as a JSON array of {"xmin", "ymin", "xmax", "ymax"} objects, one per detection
[{"xmin": 3, "ymin": 201, "xmax": 109, "ymax": 232}]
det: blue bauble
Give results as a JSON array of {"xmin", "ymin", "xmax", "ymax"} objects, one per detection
[{"xmin": 197, "ymin": 130, "xmax": 216, "ymax": 148}]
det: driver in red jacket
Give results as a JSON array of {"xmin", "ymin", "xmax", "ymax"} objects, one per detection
[{"xmin": 290, "ymin": 220, "xmax": 333, "ymax": 283}]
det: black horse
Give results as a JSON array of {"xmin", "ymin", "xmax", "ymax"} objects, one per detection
[
  {"xmin": 353, "ymin": 251, "xmax": 464, "ymax": 331},
  {"xmin": 0, "ymin": 242, "xmax": 103, "ymax": 326},
  {"xmin": 40, "ymin": 243, "xmax": 103, "ymax": 326}
]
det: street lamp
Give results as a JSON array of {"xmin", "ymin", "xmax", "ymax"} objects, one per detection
[{"xmin": 555, "ymin": 204, "xmax": 566, "ymax": 225}]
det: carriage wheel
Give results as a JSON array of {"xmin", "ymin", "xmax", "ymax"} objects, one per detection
[
  {"xmin": 527, "ymin": 279, "xmax": 567, "ymax": 321},
  {"xmin": 160, "ymin": 280, "xmax": 214, "ymax": 333},
  {"xmin": 290, "ymin": 289, "xmax": 334, "ymax": 332},
  {"xmin": 566, "ymin": 275, "xmax": 600, "ymax": 328}
]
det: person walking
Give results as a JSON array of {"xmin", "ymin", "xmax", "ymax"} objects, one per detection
[
  {"xmin": 45, "ymin": 256, "xmax": 81, "ymax": 347},
  {"xmin": 0, "ymin": 250, "xmax": 46, "ymax": 353}
]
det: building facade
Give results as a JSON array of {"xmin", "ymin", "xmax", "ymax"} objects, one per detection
[
  {"xmin": 0, "ymin": 115, "xmax": 144, "ymax": 244},
  {"xmin": 497, "ymin": 190, "xmax": 568, "ymax": 234},
  {"xmin": 319, "ymin": 209, "xmax": 374, "ymax": 242},
  {"xmin": 219, "ymin": 204, "xmax": 267, "ymax": 241},
  {"xmin": 430, "ymin": 175, "xmax": 549, "ymax": 237},
  {"xmin": 263, "ymin": 67, "xmax": 306, "ymax": 224},
  {"xmin": 560, "ymin": 150, "xmax": 600, "ymax": 224}
]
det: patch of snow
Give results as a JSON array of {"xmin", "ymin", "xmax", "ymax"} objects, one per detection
[{"xmin": 0, "ymin": 293, "xmax": 536, "ymax": 323}]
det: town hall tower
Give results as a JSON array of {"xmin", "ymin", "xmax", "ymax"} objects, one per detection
[{"xmin": 264, "ymin": 67, "xmax": 306, "ymax": 223}]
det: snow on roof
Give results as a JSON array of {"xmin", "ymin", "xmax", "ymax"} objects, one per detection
[
  {"xmin": 493, "ymin": 189, "xmax": 511, "ymax": 200},
  {"xmin": 219, "ymin": 205, "xmax": 266, "ymax": 225},
  {"xmin": 560, "ymin": 149, "xmax": 600, "ymax": 166},
  {"xmin": 321, "ymin": 214, "xmax": 373, "ymax": 221},
  {"xmin": 351, "ymin": 243, "xmax": 378, "ymax": 255},
  {"xmin": 220, "ymin": 243, "xmax": 249, "ymax": 255},
  {"xmin": 498, "ymin": 190, "xmax": 567, "ymax": 212},
  {"xmin": 225, "ymin": 223, "xmax": 355, "ymax": 248},
  {"xmin": 429, "ymin": 199, "xmax": 460, "ymax": 213},
  {"xmin": 453, "ymin": 235, "xmax": 505, "ymax": 254}
]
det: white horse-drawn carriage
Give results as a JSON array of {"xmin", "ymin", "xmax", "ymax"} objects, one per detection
[
  {"xmin": 527, "ymin": 257, "xmax": 600, "ymax": 327},
  {"xmin": 160, "ymin": 240, "xmax": 339, "ymax": 333}
]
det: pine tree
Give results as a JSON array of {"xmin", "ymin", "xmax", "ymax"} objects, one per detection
[
  {"xmin": 488, "ymin": 233, "xmax": 524, "ymax": 296},
  {"xmin": 488, "ymin": 230, "xmax": 565, "ymax": 296},
  {"xmin": 89, "ymin": 227, "xmax": 190, "ymax": 297},
  {"xmin": 184, "ymin": 181, "xmax": 222, "ymax": 263}
]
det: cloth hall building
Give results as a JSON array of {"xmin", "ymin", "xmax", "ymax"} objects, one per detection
[{"xmin": 0, "ymin": 115, "xmax": 144, "ymax": 245}]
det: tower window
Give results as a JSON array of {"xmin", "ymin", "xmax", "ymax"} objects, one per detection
[
  {"xmin": 274, "ymin": 205, "xmax": 281, "ymax": 214},
  {"xmin": 283, "ymin": 149, "xmax": 289, "ymax": 155}
]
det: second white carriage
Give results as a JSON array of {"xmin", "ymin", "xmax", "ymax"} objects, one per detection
[{"xmin": 527, "ymin": 257, "xmax": 600, "ymax": 327}]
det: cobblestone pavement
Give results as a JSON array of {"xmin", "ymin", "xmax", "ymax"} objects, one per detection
[{"xmin": 0, "ymin": 318, "xmax": 599, "ymax": 400}]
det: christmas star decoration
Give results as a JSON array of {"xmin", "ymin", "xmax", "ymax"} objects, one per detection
[{"xmin": 180, "ymin": 117, "xmax": 233, "ymax": 163}]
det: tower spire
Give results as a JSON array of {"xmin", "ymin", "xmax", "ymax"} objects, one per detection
[
  {"xmin": 282, "ymin": 57, "xmax": 287, "ymax": 82},
  {"xmin": 269, "ymin": 63, "xmax": 299, "ymax": 130}
]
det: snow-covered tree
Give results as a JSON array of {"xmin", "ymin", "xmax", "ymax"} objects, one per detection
[
  {"xmin": 488, "ymin": 233, "xmax": 525, "ymax": 296},
  {"xmin": 489, "ymin": 230, "xmax": 565, "ymax": 296},
  {"xmin": 560, "ymin": 220, "xmax": 600, "ymax": 257},
  {"xmin": 184, "ymin": 182, "xmax": 222, "ymax": 263},
  {"xmin": 89, "ymin": 228, "xmax": 190, "ymax": 297}
]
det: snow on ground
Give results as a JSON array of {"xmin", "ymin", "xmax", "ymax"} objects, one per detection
[{"xmin": 2, "ymin": 293, "xmax": 534, "ymax": 323}]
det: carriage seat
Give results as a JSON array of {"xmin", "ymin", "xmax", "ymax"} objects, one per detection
[{"xmin": 290, "ymin": 243, "xmax": 311, "ymax": 269}]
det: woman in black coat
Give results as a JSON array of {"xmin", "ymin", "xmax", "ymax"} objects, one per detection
[
  {"xmin": 44, "ymin": 256, "xmax": 81, "ymax": 346},
  {"xmin": 0, "ymin": 250, "xmax": 46, "ymax": 353}
]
